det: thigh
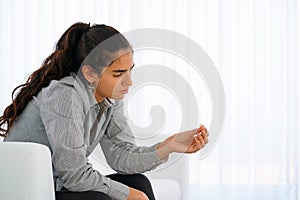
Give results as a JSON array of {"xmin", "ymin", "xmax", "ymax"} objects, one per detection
[
  {"xmin": 55, "ymin": 190, "xmax": 112, "ymax": 200},
  {"xmin": 107, "ymin": 173, "xmax": 155, "ymax": 200}
]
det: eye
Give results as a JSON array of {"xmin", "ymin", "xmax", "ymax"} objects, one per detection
[
  {"xmin": 113, "ymin": 73, "xmax": 123, "ymax": 77},
  {"xmin": 112, "ymin": 65, "xmax": 134, "ymax": 78}
]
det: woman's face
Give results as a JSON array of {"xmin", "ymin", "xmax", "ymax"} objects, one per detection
[{"xmin": 94, "ymin": 50, "xmax": 134, "ymax": 102}]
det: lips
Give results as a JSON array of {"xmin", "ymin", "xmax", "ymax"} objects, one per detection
[{"xmin": 120, "ymin": 89, "xmax": 129, "ymax": 94}]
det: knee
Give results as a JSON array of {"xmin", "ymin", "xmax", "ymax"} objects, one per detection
[
  {"xmin": 94, "ymin": 192, "xmax": 112, "ymax": 200},
  {"xmin": 132, "ymin": 174, "xmax": 155, "ymax": 200},
  {"xmin": 132, "ymin": 174, "xmax": 151, "ymax": 185}
]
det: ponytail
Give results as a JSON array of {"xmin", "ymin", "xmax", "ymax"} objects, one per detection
[
  {"xmin": 0, "ymin": 22, "xmax": 89, "ymax": 137},
  {"xmin": 0, "ymin": 22, "xmax": 131, "ymax": 137}
]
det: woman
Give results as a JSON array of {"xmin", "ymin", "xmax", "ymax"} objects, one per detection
[{"xmin": 0, "ymin": 22, "xmax": 208, "ymax": 200}]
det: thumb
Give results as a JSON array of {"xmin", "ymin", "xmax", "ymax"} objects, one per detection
[
  {"xmin": 197, "ymin": 124, "xmax": 204, "ymax": 132},
  {"xmin": 176, "ymin": 129, "xmax": 197, "ymax": 138}
]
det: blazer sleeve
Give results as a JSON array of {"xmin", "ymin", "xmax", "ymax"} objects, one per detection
[{"xmin": 100, "ymin": 100, "xmax": 168, "ymax": 174}]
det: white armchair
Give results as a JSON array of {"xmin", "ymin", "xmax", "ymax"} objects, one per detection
[
  {"xmin": 0, "ymin": 141, "xmax": 187, "ymax": 200},
  {"xmin": 0, "ymin": 142, "xmax": 55, "ymax": 200}
]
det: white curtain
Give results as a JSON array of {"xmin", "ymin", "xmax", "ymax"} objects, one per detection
[{"xmin": 0, "ymin": 0, "xmax": 299, "ymax": 199}]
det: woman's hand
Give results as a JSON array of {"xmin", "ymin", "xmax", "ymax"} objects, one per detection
[
  {"xmin": 157, "ymin": 125, "xmax": 209, "ymax": 159},
  {"xmin": 127, "ymin": 187, "xmax": 149, "ymax": 200},
  {"xmin": 171, "ymin": 125, "xmax": 208, "ymax": 153}
]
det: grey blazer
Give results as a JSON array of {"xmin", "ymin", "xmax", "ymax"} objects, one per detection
[{"xmin": 5, "ymin": 72, "xmax": 166, "ymax": 200}]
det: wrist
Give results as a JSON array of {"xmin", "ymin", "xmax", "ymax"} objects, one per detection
[{"xmin": 157, "ymin": 136, "xmax": 174, "ymax": 160}]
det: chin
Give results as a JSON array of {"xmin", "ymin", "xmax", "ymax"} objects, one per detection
[{"xmin": 112, "ymin": 94, "xmax": 125, "ymax": 100}]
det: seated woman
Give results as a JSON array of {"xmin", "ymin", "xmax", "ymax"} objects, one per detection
[{"xmin": 0, "ymin": 22, "xmax": 208, "ymax": 200}]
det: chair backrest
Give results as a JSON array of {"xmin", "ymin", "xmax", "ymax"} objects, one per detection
[{"xmin": 0, "ymin": 142, "xmax": 55, "ymax": 200}]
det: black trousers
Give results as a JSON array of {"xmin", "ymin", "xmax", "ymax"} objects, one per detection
[{"xmin": 55, "ymin": 174, "xmax": 156, "ymax": 200}]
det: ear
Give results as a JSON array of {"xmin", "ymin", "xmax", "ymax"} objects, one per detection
[{"xmin": 81, "ymin": 65, "xmax": 98, "ymax": 84}]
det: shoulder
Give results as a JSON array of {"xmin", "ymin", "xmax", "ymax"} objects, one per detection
[
  {"xmin": 41, "ymin": 77, "xmax": 78, "ymax": 103},
  {"xmin": 37, "ymin": 73, "xmax": 89, "ymax": 114}
]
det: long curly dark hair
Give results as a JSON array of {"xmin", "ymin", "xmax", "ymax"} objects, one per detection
[{"xmin": 0, "ymin": 22, "xmax": 131, "ymax": 137}]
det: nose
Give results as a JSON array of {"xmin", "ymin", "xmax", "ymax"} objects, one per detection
[{"xmin": 122, "ymin": 71, "xmax": 133, "ymax": 86}]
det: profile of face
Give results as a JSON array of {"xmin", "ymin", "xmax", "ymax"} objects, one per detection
[{"xmin": 82, "ymin": 49, "xmax": 134, "ymax": 102}]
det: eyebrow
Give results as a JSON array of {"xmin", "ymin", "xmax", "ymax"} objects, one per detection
[{"xmin": 112, "ymin": 64, "xmax": 135, "ymax": 73}]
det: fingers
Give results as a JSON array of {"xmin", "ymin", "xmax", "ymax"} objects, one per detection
[
  {"xmin": 192, "ymin": 136, "xmax": 202, "ymax": 153},
  {"xmin": 197, "ymin": 132, "xmax": 206, "ymax": 146},
  {"xmin": 192, "ymin": 133, "xmax": 206, "ymax": 152},
  {"xmin": 198, "ymin": 126, "xmax": 208, "ymax": 135},
  {"xmin": 196, "ymin": 124, "xmax": 209, "ymax": 145},
  {"xmin": 197, "ymin": 125, "xmax": 209, "ymax": 137},
  {"xmin": 197, "ymin": 124, "xmax": 204, "ymax": 132}
]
